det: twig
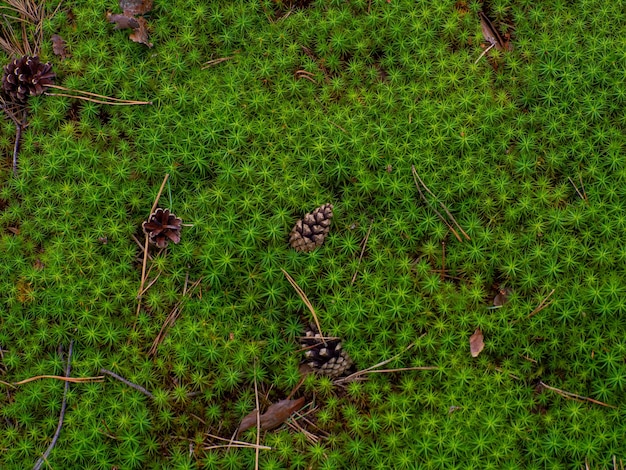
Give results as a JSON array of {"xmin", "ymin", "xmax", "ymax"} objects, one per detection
[
  {"xmin": 568, "ymin": 176, "xmax": 589, "ymax": 205},
  {"xmin": 100, "ymin": 368, "xmax": 153, "ymax": 399},
  {"xmin": 201, "ymin": 57, "xmax": 233, "ymax": 69},
  {"xmin": 133, "ymin": 174, "xmax": 170, "ymax": 330},
  {"xmin": 148, "ymin": 278, "xmax": 202, "ymax": 356},
  {"xmin": 351, "ymin": 220, "xmax": 373, "ymax": 285},
  {"xmin": 282, "ymin": 269, "xmax": 324, "ymax": 345},
  {"xmin": 539, "ymin": 381, "xmax": 616, "ymax": 408},
  {"xmin": 335, "ymin": 338, "xmax": 428, "ymax": 385},
  {"xmin": 46, "ymin": 84, "xmax": 151, "ymax": 105},
  {"xmin": 526, "ymin": 289, "xmax": 555, "ymax": 320},
  {"xmin": 204, "ymin": 444, "xmax": 272, "ymax": 451},
  {"xmin": 411, "ymin": 166, "xmax": 462, "ymax": 242},
  {"xmin": 12, "ymin": 121, "xmax": 22, "ymax": 177},
  {"xmin": 412, "ymin": 166, "xmax": 470, "ymax": 241},
  {"xmin": 254, "ymin": 368, "xmax": 260, "ymax": 470},
  {"xmin": 203, "ymin": 432, "xmax": 271, "ymax": 450},
  {"xmin": 4, "ymin": 375, "xmax": 102, "ymax": 386},
  {"xmin": 33, "ymin": 341, "xmax": 74, "ymax": 470},
  {"xmin": 474, "ymin": 42, "xmax": 495, "ymax": 64}
]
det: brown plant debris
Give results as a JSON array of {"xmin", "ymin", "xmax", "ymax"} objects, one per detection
[
  {"xmin": 142, "ymin": 208, "xmax": 182, "ymax": 249},
  {"xmin": 469, "ymin": 328, "xmax": 484, "ymax": 357},
  {"xmin": 2, "ymin": 55, "xmax": 55, "ymax": 103},
  {"xmin": 289, "ymin": 203, "xmax": 333, "ymax": 252},
  {"xmin": 51, "ymin": 34, "xmax": 68, "ymax": 59},
  {"xmin": 106, "ymin": 0, "xmax": 153, "ymax": 47},
  {"xmin": 301, "ymin": 325, "xmax": 353, "ymax": 378},
  {"xmin": 238, "ymin": 397, "xmax": 306, "ymax": 435},
  {"xmin": 493, "ymin": 287, "xmax": 512, "ymax": 307}
]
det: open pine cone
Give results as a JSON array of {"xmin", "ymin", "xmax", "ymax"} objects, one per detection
[
  {"xmin": 289, "ymin": 203, "xmax": 333, "ymax": 252},
  {"xmin": 301, "ymin": 325, "xmax": 353, "ymax": 378},
  {"xmin": 2, "ymin": 56, "xmax": 55, "ymax": 103},
  {"xmin": 142, "ymin": 208, "xmax": 182, "ymax": 249}
]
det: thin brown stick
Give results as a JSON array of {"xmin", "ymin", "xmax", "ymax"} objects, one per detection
[
  {"xmin": 148, "ymin": 278, "xmax": 202, "ymax": 356},
  {"xmin": 526, "ymin": 289, "xmax": 555, "ymax": 320},
  {"xmin": 137, "ymin": 272, "xmax": 161, "ymax": 298},
  {"xmin": 33, "ymin": 341, "xmax": 73, "ymax": 470},
  {"xmin": 411, "ymin": 166, "xmax": 462, "ymax": 242},
  {"xmin": 46, "ymin": 84, "xmax": 152, "ymax": 104},
  {"xmin": 137, "ymin": 174, "xmax": 169, "ymax": 303},
  {"xmin": 45, "ymin": 92, "xmax": 150, "ymax": 106},
  {"xmin": 203, "ymin": 432, "xmax": 271, "ymax": 450},
  {"xmin": 413, "ymin": 167, "xmax": 470, "ymax": 240},
  {"xmin": 351, "ymin": 220, "xmax": 373, "ymax": 285},
  {"xmin": 12, "ymin": 121, "xmax": 21, "ymax": 177},
  {"xmin": 579, "ymin": 174, "xmax": 588, "ymax": 202},
  {"xmin": 356, "ymin": 366, "xmax": 439, "ymax": 374},
  {"xmin": 253, "ymin": 370, "xmax": 260, "ymax": 470},
  {"xmin": 201, "ymin": 57, "xmax": 233, "ymax": 69},
  {"xmin": 568, "ymin": 177, "xmax": 588, "ymax": 205},
  {"xmin": 100, "ymin": 368, "xmax": 153, "ymax": 399},
  {"xmin": 539, "ymin": 381, "xmax": 616, "ymax": 408},
  {"xmin": 335, "ymin": 339, "xmax": 426, "ymax": 385},
  {"xmin": 204, "ymin": 444, "xmax": 272, "ymax": 451},
  {"xmin": 282, "ymin": 269, "xmax": 324, "ymax": 345},
  {"xmin": 6, "ymin": 375, "xmax": 102, "ymax": 386},
  {"xmin": 440, "ymin": 240, "xmax": 446, "ymax": 281}
]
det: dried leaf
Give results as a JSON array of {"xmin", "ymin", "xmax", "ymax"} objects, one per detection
[
  {"xmin": 469, "ymin": 328, "xmax": 484, "ymax": 357},
  {"xmin": 120, "ymin": 0, "xmax": 153, "ymax": 16},
  {"xmin": 129, "ymin": 17, "xmax": 153, "ymax": 48},
  {"xmin": 479, "ymin": 12, "xmax": 501, "ymax": 50},
  {"xmin": 51, "ymin": 34, "xmax": 68, "ymax": 59},
  {"xmin": 238, "ymin": 397, "xmax": 306, "ymax": 435},
  {"xmin": 493, "ymin": 287, "xmax": 512, "ymax": 307},
  {"xmin": 106, "ymin": 12, "xmax": 139, "ymax": 30}
]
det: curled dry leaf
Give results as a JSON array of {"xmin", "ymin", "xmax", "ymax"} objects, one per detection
[
  {"xmin": 493, "ymin": 287, "xmax": 513, "ymax": 307},
  {"xmin": 51, "ymin": 34, "xmax": 68, "ymax": 59},
  {"xmin": 106, "ymin": 12, "xmax": 139, "ymax": 30},
  {"xmin": 129, "ymin": 17, "xmax": 153, "ymax": 48},
  {"xmin": 120, "ymin": 0, "xmax": 153, "ymax": 16},
  {"xmin": 237, "ymin": 397, "xmax": 305, "ymax": 435},
  {"xmin": 469, "ymin": 328, "xmax": 484, "ymax": 358}
]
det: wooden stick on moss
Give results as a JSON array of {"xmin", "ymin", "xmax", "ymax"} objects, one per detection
[
  {"xmin": 133, "ymin": 174, "xmax": 169, "ymax": 331},
  {"xmin": 282, "ymin": 269, "xmax": 325, "ymax": 345},
  {"xmin": 45, "ymin": 84, "xmax": 152, "ymax": 105},
  {"xmin": 100, "ymin": 368, "xmax": 154, "ymax": 399},
  {"xmin": 33, "ymin": 341, "xmax": 74, "ymax": 470},
  {"xmin": 539, "ymin": 381, "xmax": 616, "ymax": 409}
]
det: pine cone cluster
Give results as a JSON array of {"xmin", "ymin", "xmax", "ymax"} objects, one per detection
[
  {"xmin": 289, "ymin": 203, "xmax": 333, "ymax": 252},
  {"xmin": 2, "ymin": 56, "xmax": 55, "ymax": 103},
  {"xmin": 301, "ymin": 326, "xmax": 353, "ymax": 378},
  {"xmin": 142, "ymin": 208, "xmax": 182, "ymax": 249}
]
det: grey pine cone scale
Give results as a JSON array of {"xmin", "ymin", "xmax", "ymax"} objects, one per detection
[
  {"xmin": 289, "ymin": 203, "xmax": 333, "ymax": 252},
  {"xmin": 301, "ymin": 328, "xmax": 353, "ymax": 378}
]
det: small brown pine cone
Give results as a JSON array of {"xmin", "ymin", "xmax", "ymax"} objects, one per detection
[
  {"xmin": 2, "ymin": 56, "xmax": 55, "ymax": 103},
  {"xmin": 289, "ymin": 203, "xmax": 333, "ymax": 252},
  {"xmin": 300, "ymin": 326, "xmax": 353, "ymax": 378},
  {"xmin": 142, "ymin": 208, "xmax": 182, "ymax": 249}
]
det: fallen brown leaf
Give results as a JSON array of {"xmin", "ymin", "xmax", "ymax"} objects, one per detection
[
  {"xmin": 106, "ymin": 12, "xmax": 139, "ymax": 30},
  {"xmin": 51, "ymin": 34, "xmax": 68, "ymax": 59},
  {"xmin": 120, "ymin": 0, "xmax": 153, "ymax": 16},
  {"xmin": 493, "ymin": 287, "xmax": 512, "ymax": 307},
  {"xmin": 238, "ymin": 397, "xmax": 306, "ymax": 435},
  {"xmin": 469, "ymin": 328, "xmax": 484, "ymax": 357},
  {"xmin": 129, "ymin": 17, "xmax": 153, "ymax": 48}
]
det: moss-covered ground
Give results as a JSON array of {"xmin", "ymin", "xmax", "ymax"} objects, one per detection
[{"xmin": 1, "ymin": 0, "xmax": 626, "ymax": 468}]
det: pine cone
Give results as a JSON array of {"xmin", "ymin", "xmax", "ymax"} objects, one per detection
[
  {"xmin": 289, "ymin": 203, "xmax": 333, "ymax": 252},
  {"xmin": 301, "ymin": 326, "xmax": 353, "ymax": 378},
  {"xmin": 142, "ymin": 208, "xmax": 182, "ymax": 249},
  {"xmin": 2, "ymin": 56, "xmax": 55, "ymax": 103}
]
